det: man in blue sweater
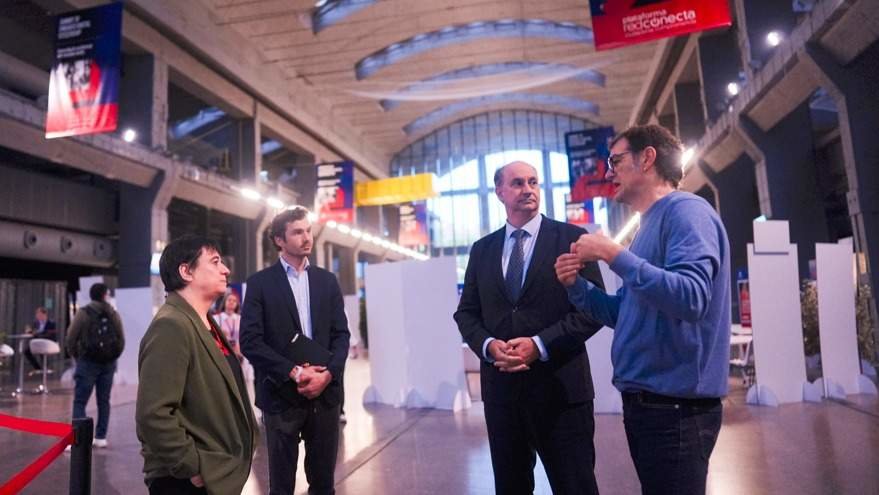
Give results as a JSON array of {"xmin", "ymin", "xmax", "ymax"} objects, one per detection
[{"xmin": 555, "ymin": 125, "xmax": 730, "ymax": 495}]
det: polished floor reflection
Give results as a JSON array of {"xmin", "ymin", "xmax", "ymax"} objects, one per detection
[{"xmin": 1, "ymin": 357, "xmax": 878, "ymax": 494}]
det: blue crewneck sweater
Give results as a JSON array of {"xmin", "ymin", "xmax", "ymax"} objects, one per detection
[{"xmin": 567, "ymin": 191, "xmax": 731, "ymax": 398}]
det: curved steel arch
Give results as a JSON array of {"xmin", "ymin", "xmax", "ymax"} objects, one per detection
[
  {"xmin": 355, "ymin": 20, "xmax": 594, "ymax": 80},
  {"xmin": 312, "ymin": 0, "xmax": 377, "ymax": 33},
  {"xmin": 402, "ymin": 93, "xmax": 599, "ymax": 136},
  {"xmin": 380, "ymin": 62, "xmax": 606, "ymax": 111}
]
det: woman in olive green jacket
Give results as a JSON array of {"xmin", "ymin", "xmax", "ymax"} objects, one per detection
[{"xmin": 136, "ymin": 237, "xmax": 257, "ymax": 495}]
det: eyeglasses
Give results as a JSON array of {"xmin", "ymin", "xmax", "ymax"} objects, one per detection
[{"xmin": 606, "ymin": 150, "xmax": 632, "ymax": 173}]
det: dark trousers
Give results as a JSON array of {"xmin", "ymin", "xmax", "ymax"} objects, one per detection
[
  {"xmin": 147, "ymin": 476, "xmax": 207, "ymax": 494},
  {"xmin": 484, "ymin": 400, "xmax": 598, "ymax": 495},
  {"xmin": 622, "ymin": 392, "xmax": 723, "ymax": 495},
  {"xmin": 24, "ymin": 348, "xmax": 41, "ymax": 370},
  {"xmin": 264, "ymin": 401, "xmax": 340, "ymax": 495},
  {"xmin": 72, "ymin": 359, "xmax": 115, "ymax": 439}
]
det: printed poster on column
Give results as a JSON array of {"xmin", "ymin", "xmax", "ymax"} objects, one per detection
[
  {"xmin": 315, "ymin": 161, "xmax": 354, "ymax": 224},
  {"xmin": 566, "ymin": 127, "xmax": 615, "ymax": 203},
  {"xmin": 46, "ymin": 3, "xmax": 123, "ymax": 139},
  {"xmin": 589, "ymin": 0, "xmax": 732, "ymax": 51},
  {"xmin": 399, "ymin": 203, "xmax": 429, "ymax": 247}
]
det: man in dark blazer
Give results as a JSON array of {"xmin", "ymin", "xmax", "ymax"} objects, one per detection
[
  {"xmin": 454, "ymin": 161, "xmax": 605, "ymax": 495},
  {"xmin": 240, "ymin": 206, "xmax": 349, "ymax": 495},
  {"xmin": 25, "ymin": 307, "xmax": 57, "ymax": 370}
]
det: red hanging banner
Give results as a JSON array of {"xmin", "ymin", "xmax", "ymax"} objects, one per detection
[{"xmin": 589, "ymin": 0, "xmax": 732, "ymax": 51}]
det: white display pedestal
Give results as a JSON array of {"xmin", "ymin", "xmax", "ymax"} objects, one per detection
[
  {"xmin": 586, "ymin": 261, "xmax": 621, "ymax": 414},
  {"xmin": 363, "ymin": 257, "xmax": 470, "ymax": 411},
  {"xmin": 815, "ymin": 242, "xmax": 878, "ymax": 397},
  {"xmin": 746, "ymin": 220, "xmax": 818, "ymax": 406}
]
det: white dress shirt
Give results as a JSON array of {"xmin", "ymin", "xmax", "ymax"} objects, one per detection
[
  {"xmin": 482, "ymin": 214, "xmax": 549, "ymax": 362},
  {"xmin": 279, "ymin": 256, "xmax": 313, "ymax": 339}
]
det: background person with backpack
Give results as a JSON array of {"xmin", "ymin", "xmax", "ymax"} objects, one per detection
[{"xmin": 65, "ymin": 282, "xmax": 125, "ymax": 448}]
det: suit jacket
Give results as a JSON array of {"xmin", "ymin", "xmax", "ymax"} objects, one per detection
[
  {"xmin": 240, "ymin": 261, "xmax": 350, "ymax": 414},
  {"xmin": 32, "ymin": 319, "xmax": 57, "ymax": 341},
  {"xmin": 454, "ymin": 215, "xmax": 605, "ymax": 405},
  {"xmin": 136, "ymin": 293, "xmax": 256, "ymax": 495}
]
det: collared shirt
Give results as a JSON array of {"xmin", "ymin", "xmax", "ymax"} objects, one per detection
[
  {"xmin": 483, "ymin": 213, "xmax": 548, "ymax": 363},
  {"xmin": 279, "ymin": 256, "xmax": 313, "ymax": 339}
]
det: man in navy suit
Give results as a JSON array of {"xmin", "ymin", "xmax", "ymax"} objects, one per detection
[
  {"xmin": 454, "ymin": 161, "xmax": 605, "ymax": 495},
  {"xmin": 240, "ymin": 206, "xmax": 349, "ymax": 495}
]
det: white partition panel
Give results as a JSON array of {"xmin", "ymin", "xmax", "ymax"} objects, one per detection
[
  {"xmin": 586, "ymin": 261, "xmax": 621, "ymax": 414},
  {"xmin": 364, "ymin": 257, "xmax": 470, "ymax": 411},
  {"xmin": 815, "ymin": 243, "xmax": 877, "ymax": 397},
  {"xmin": 746, "ymin": 220, "xmax": 810, "ymax": 405},
  {"xmin": 114, "ymin": 287, "xmax": 155, "ymax": 385}
]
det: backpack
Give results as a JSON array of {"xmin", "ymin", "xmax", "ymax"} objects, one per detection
[{"xmin": 78, "ymin": 306, "xmax": 124, "ymax": 363}]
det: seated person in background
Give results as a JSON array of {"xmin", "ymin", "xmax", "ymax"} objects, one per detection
[{"xmin": 24, "ymin": 306, "xmax": 57, "ymax": 370}]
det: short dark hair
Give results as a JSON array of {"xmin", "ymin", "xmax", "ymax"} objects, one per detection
[
  {"xmin": 159, "ymin": 235, "xmax": 221, "ymax": 292},
  {"xmin": 89, "ymin": 283, "xmax": 109, "ymax": 302},
  {"xmin": 269, "ymin": 206, "xmax": 310, "ymax": 250},
  {"xmin": 35, "ymin": 307, "xmax": 48, "ymax": 315},
  {"xmin": 611, "ymin": 125, "xmax": 684, "ymax": 187}
]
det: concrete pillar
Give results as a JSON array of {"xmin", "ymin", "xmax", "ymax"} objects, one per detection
[
  {"xmin": 804, "ymin": 43, "xmax": 879, "ymax": 352},
  {"xmin": 699, "ymin": 155, "xmax": 761, "ymax": 322},
  {"xmin": 673, "ymin": 82, "xmax": 706, "ymax": 145},
  {"xmin": 118, "ymin": 167, "xmax": 177, "ymax": 308},
  {"xmin": 335, "ymin": 244, "xmax": 358, "ymax": 296},
  {"xmin": 698, "ymin": 29, "xmax": 743, "ymax": 123},
  {"xmin": 737, "ymin": 103, "xmax": 830, "ymax": 278},
  {"xmin": 228, "ymin": 107, "xmax": 262, "ymax": 279},
  {"xmin": 118, "ymin": 54, "xmax": 167, "ymax": 149}
]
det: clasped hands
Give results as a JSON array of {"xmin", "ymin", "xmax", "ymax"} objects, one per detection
[
  {"xmin": 290, "ymin": 363, "xmax": 332, "ymax": 399},
  {"xmin": 489, "ymin": 338, "xmax": 539, "ymax": 373}
]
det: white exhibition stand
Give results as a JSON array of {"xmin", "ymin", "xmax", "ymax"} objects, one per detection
[
  {"xmin": 114, "ymin": 287, "xmax": 154, "ymax": 384},
  {"xmin": 815, "ymin": 242, "xmax": 878, "ymax": 398},
  {"xmin": 363, "ymin": 256, "xmax": 471, "ymax": 411},
  {"xmin": 746, "ymin": 220, "xmax": 820, "ymax": 406},
  {"xmin": 586, "ymin": 261, "xmax": 621, "ymax": 414}
]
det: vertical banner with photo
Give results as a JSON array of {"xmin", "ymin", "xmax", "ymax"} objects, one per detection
[
  {"xmin": 315, "ymin": 161, "xmax": 355, "ymax": 224},
  {"xmin": 399, "ymin": 202, "xmax": 429, "ymax": 247},
  {"xmin": 589, "ymin": 0, "xmax": 732, "ymax": 51},
  {"xmin": 566, "ymin": 127, "xmax": 616, "ymax": 203},
  {"xmin": 46, "ymin": 3, "xmax": 123, "ymax": 139}
]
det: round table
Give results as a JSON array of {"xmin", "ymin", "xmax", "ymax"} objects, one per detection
[{"xmin": 6, "ymin": 334, "xmax": 33, "ymax": 397}]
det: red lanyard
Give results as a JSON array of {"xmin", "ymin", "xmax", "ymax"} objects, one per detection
[{"xmin": 209, "ymin": 325, "xmax": 230, "ymax": 357}]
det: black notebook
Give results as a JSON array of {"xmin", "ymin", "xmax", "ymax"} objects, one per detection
[
  {"xmin": 267, "ymin": 333, "xmax": 334, "ymax": 405},
  {"xmin": 285, "ymin": 333, "xmax": 332, "ymax": 366}
]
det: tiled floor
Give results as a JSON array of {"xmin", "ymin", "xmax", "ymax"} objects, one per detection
[{"xmin": 2, "ymin": 357, "xmax": 878, "ymax": 494}]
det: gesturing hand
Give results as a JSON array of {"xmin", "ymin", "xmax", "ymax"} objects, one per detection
[{"xmin": 555, "ymin": 249, "xmax": 583, "ymax": 288}]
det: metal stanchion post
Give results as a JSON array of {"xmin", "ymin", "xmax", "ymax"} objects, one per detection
[{"xmin": 69, "ymin": 417, "xmax": 93, "ymax": 495}]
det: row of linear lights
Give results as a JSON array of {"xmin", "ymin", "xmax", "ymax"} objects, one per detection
[
  {"xmin": 235, "ymin": 187, "xmax": 430, "ymax": 261},
  {"xmin": 614, "ymin": 30, "xmax": 784, "ymax": 244}
]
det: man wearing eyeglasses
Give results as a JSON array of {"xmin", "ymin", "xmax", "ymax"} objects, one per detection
[{"xmin": 555, "ymin": 125, "xmax": 730, "ymax": 495}]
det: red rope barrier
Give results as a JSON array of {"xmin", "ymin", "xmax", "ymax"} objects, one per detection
[{"xmin": 0, "ymin": 413, "xmax": 75, "ymax": 495}]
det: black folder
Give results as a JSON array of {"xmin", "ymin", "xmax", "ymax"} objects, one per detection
[{"xmin": 267, "ymin": 333, "xmax": 333, "ymax": 405}]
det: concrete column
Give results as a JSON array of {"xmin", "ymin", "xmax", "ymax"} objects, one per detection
[
  {"xmin": 118, "ymin": 54, "xmax": 168, "ymax": 149},
  {"xmin": 119, "ymin": 166, "xmax": 178, "ymax": 308},
  {"xmin": 673, "ymin": 82, "xmax": 706, "ymax": 145},
  {"xmin": 804, "ymin": 43, "xmax": 879, "ymax": 351},
  {"xmin": 699, "ymin": 155, "xmax": 761, "ymax": 322},
  {"xmin": 737, "ymin": 103, "xmax": 830, "ymax": 278},
  {"xmin": 335, "ymin": 244, "xmax": 358, "ymax": 296},
  {"xmin": 698, "ymin": 29, "xmax": 743, "ymax": 123},
  {"xmin": 230, "ymin": 115, "xmax": 261, "ymax": 182}
]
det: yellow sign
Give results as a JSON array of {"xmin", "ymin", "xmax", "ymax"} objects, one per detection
[{"xmin": 354, "ymin": 173, "xmax": 437, "ymax": 206}]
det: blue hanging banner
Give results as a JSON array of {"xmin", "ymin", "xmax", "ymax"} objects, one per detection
[
  {"xmin": 566, "ymin": 126, "xmax": 616, "ymax": 202},
  {"xmin": 315, "ymin": 161, "xmax": 355, "ymax": 224},
  {"xmin": 46, "ymin": 3, "xmax": 123, "ymax": 139}
]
